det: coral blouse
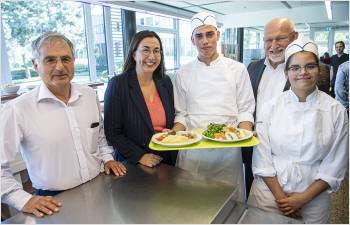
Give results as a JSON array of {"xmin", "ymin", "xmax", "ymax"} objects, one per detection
[{"xmin": 144, "ymin": 89, "xmax": 166, "ymax": 132}]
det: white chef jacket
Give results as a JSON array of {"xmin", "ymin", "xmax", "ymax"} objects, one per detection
[
  {"xmin": 174, "ymin": 55, "xmax": 255, "ymax": 201},
  {"xmin": 249, "ymin": 88, "xmax": 348, "ymax": 223},
  {"xmin": 1, "ymin": 83, "xmax": 114, "ymax": 210},
  {"xmin": 256, "ymin": 58, "xmax": 286, "ymax": 121}
]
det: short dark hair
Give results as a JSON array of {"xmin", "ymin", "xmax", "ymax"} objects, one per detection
[
  {"xmin": 123, "ymin": 30, "xmax": 165, "ymax": 79},
  {"xmin": 335, "ymin": 41, "xmax": 345, "ymax": 48}
]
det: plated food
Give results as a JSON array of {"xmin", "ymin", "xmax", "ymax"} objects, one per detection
[
  {"xmin": 202, "ymin": 123, "xmax": 253, "ymax": 142},
  {"xmin": 152, "ymin": 131, "xmax": 201, "ymax": 147}
]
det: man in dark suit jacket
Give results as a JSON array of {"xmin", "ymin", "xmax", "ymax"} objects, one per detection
[
  {"xmin": 243, "ymin": 17, "xmax": 299, "ymax": 199},
  {"xmin": 244, "ymin": 18, "xmax": 331, "ymax": 199}
]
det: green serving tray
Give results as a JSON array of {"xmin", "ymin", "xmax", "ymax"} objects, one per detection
[{"xmin": 149, "ymin": 130, "xmax": 260, "ymax": 151}]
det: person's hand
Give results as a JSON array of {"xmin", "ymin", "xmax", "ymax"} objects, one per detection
[
  {"xmin": 22, "ymin": 196, "xmax": 62, "ymax": 217},
  {"xmin": 162, "ymin": 128, "xmax": 172, "ymax": 133},
  {"xmin": 138, "ymin": 153, "xmax": 162, "ymax": 167},
  {"xmin": 252, "ymin": 131, "xmax": 257, "ymax": 137},
  {"xmin": 104, "ymin": 160, "xmax": 127, "ymax": 176},
  {"xmin": 276, "ymin": 192, "xmax": 307, "ymax": 216}
]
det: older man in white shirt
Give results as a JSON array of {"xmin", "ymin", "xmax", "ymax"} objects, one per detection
[
  {"xmin": 171, "ymin": 12, "xmax": 255, "ymax": 202},
  {"xmin": 1, "ymin": 32, "xmax": 126, "ymax": 218}
]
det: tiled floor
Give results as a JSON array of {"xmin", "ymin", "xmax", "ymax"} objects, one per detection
[{"xmin": 330, "ymin": 174, "xmax": 349, "ymax": 224}]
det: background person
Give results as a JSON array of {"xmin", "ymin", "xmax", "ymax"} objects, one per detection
[
  {"xmin": 104, "ymin": 30, "xmax": 177, "ymax": 168},
  {"xmin": 1, "ymin": 32, "xmax": 126, "ymax": 218},
  {"xmin": 320, "ymin": 52, "xmax": 330, "ymax": 65},
  {"xmin": 248, "ymin": 39, "xmax": 348, "ymax": 223},
  {"xmin": 330, "ymin": 41, "xmax": 349, "ymax": 97},
  {"xmin": 335, "ymin": 61, "xmax": 349, "ymax": 112},
  {"xmin": 172, "ymin": 12, "xmax": 255, "ymax": 202}
]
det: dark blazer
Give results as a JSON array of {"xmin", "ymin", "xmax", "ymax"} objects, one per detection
[{"xmin": 104, "ymin": 70, "xmax": 177, "ymax": 165}]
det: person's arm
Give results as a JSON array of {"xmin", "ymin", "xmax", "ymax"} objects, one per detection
[
  {"xmin": 104, "ymin": 76, "xmax": 148, "ymax": 164},
  {"xmin": 0, "ymin": 105, "xmax": 61, "ymax": 217},
  {"xmin": 235, "ymin": 65, "xmax": 255, "ymax": 126},
  {"xmin": 238, "ymin": 121, "xmax": 253, "ymax": 131},
  {"xmin": 314, "ymin": 104, "xmax": 348, "ymax": 192},
  {"xmin": 173, "ymin": 69, "xmax": 188, "ymax": 130},
  {"xmin": 276, "ymin": 180, "xmax": 329, "ymax": 216},
  {"xmin": 334, "ymin": 62, "xmax": 348, "ymax": 108},
  {"xmin": 262, "ymin": 176, "xmax": 287, "ymax": 200},
  {"xmin": 171, "ymin": 122, "xmax": 186, "ymax": 132}
]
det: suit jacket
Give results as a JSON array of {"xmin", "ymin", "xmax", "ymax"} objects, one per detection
[{"xmin": 104, "ymin": 70, "xmax": 177, "ymax": 165}]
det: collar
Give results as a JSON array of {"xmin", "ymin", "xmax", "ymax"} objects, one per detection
[
  {"xmin": 287, "ymin": 87, "xmax": 318, "ymax": 103},
  {"xmin": 264, "ymin": 57, "xmax": 285, "ymax": 70},
  {"xmin": 37, "ymin": 82, "xmax": 82, "ymax": 104},
  {"xmin": 195, "ymin": 53, "xmax": 222, "ymax": 66}
]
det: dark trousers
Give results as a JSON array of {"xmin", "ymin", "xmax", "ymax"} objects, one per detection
[
  {"xmin": 241, "ymin": 147, "xmax": 254, "ymax": 200},
  {"xmin": 35, "ymin": 189, "xmax": 63, "ymax": 196}
]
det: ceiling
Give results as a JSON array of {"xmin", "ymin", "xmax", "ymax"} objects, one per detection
[
  {"xmin": 150, "ymin": 0, "xmax": 349, "ymax": 28},
  {"xmin": 110, "ymin": 1, "xmax": 349, "ymax": 28},
  {"xmin": 152, "ymin": 1, "xmax": 324, "ymax": 15}
]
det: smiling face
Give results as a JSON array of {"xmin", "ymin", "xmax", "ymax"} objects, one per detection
[
  {"xmin": 191, "ymin": 25, "xmax": 220, "ymax": 63},
  {"xmin": 133, "ymin": 37, "xmax": 161, "ymax": 76},
  {"xmin": 286, "ymin": 51, "xmax": 319, "ymax": 95},
  {"xmin": 32, "ymin": 39, "xmax": 74, "ymax": 91},
  {"xmin": 263, "ymin": 18, "xmax": 298, "ymax": 67}
]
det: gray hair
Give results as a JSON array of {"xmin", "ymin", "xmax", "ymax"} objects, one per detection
[{"xmin": 31, "ymin": 32, "xmax": 75, "ymax": 60}]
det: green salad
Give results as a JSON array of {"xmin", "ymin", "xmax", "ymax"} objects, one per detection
[{"xmin": 202, "ymin": 123, "xmax": 226, "ymax": 138}]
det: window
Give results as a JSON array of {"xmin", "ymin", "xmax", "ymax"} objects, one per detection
[
  {"xmin": 110, "ymin": 7, "xmax": 124, "ymax": 74},
  {"xmin": 334, "ymin": 29, "xmax": 349, "ymax": 54},
  {"xmin": 314, "ymin": 31, "xmax": 329, "ymax": 57},
  {"xmin": 136, "ymin": 11, "xmax": 196, "ymax": 79},
  {"xmin": 137, "ymin": 12, "xmax": 176, "ymax": 71},
  {"xmin": 243, "ymin": 28, "xmax": 264, "ymax": 65},
  {"xmin": 136, "ymin": 12, "xmax": 173, "ymax": 29},
  {"xmin": 179, "ymin": 19, "xmax": 197, "ymax": 66},
  {"xmin": 1, "ymin": 1, "xmax": 89, "ymax": 85},
  {"xmin": 221, "ymin": 28, "xmax": 238, "ymax": 60},
  {"xmin": 91, "ymin": 5, "xmax": 108, "ymax": 81}
]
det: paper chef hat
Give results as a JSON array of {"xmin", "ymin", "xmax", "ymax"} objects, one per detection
[
  {"xmin": 285, "ymin": 38, "xmax": 319, "ymax": 61},
  {"xmin": 191, "ymin": 12, "xmax": 217, "ymax": 34}
]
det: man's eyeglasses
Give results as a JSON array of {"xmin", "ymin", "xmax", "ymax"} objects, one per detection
[
  {"xmin": 139, "ymin": 48, "xmax": 162, "ymax": 57},
  {"xmin": 263, "ymin": 34, "xmax": 291, "ymax": 44},
  {"xmin": 287, "ymin": 63, "xmax": 319, "ymax": 74}
]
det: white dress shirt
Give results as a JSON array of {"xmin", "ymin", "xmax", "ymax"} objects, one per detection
[
  {"xmin": 256, "ymin": 58, "xmax": 286, "ymax": 121},
  {"xmin": 174, "ymin": 55, "xmax": 255, "ymax": 201},
  {"xmin": 1, "ymin": 83, "xmax": 114, "ymax": 210},
  {"xmin": 253, "ymin": 88, "xmax": 348, "ymax": 192}
]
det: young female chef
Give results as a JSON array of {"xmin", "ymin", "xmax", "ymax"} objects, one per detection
[{"xmin": 247, "ymin": 38, "xmax": 348, "ymax": 223}]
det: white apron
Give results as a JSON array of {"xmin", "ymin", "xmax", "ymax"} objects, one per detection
[
  {"xmin": 176, "ymin": 64, "xmax": 245, "ymax": 202},
  {"xmin": 248, "ymin": 179, "xmax": 330, "ymax": 223}
]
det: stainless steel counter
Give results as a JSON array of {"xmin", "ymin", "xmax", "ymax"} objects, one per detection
[{"xmin": 3, "ymin": 163, "xmax": 238, "ymax": 224}]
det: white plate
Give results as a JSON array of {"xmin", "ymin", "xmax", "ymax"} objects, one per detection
[
  {"xmin": 202, "ymin": 129, "xmax": 253, "ymax": 143},
  {"xmin": 152, "ymin": 131, "xmax": 202, "ymax": 147}
]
